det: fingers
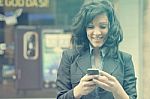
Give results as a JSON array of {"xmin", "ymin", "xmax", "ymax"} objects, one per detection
[
  {"xmin": 97, "ymin": 75, "xmax": 108, "ymax": 82},
  {"xmin": 81, "ymin": 74, "xmax": 98, "ymax": 81},
  {"xmin": 100, "ymin": 71, "xmax": 116, "ymax": 81},
  {"xmin": 93, "ymin": 78, "xmax": 109, "ymax": 87},
  {"xmin": 93, "ymin": 75, "xmax": 114, "ymax": 92},
  {"xmin": 83, "ymin": 80, "xmax": 96, "ymax": 87},
  {"xmin": 92, "ymin": 71, "xmax": 120, "ymax": 92},
  {"xmin": 75, "ymin": 75, "xmax": 98, "ymax": 97},
  {"xmin": 81, "ymin": 71, "xmax": 116, "ymax": 88},
  {"xmin": 93, "ymin": 79, "xmax": 110, "ymax": 91},
  {"xmin": 80, "ymin": 74, "xmax": 97, "ymax": 87},
  {"xmin": 98, "ymin": 71, "xmax": 117, "ymax": 86}
]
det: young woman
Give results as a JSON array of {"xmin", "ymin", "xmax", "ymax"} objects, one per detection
[{"xmin": 56, "ymin": 0, "xmax": 137, "ymax": 99}]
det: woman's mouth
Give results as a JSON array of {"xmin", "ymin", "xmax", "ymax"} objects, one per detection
[{"xmin": 92, "ymin": 35, "xmax": 103, "ymax": 40}]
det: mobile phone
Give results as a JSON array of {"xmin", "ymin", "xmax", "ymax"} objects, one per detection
[{"xmin": 87, "ymin": 68, "xmax": 99, "ymax": 75}]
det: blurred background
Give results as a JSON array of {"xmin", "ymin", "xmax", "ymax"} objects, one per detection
[{"xmin": 0, "ymin": 0, "xmax": 149, "ymax": 99}]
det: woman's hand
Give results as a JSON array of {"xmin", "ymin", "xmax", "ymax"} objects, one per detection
[
  {"xmin": 93, "ymin": 71, "xmax": 129, "ymax": 99},
  {"xmin": 73, "ymin": 74, "xmax": 98, "ymax": 99}
]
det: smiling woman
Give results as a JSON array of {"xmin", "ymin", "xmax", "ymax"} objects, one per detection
[
  {"xmin": 56, "ymin": 0, "xmax": 137, "ymax": 99},
  {"xmin": 86, "ymin": 13, "xmax": 109, "ymax": 48}
]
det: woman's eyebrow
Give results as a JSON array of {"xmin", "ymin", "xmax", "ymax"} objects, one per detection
[{"xmin": 99, "ymin": 22, "xmax": 109, "ymax": 24}]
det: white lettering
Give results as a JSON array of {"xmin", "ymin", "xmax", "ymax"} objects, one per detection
[
  {"xmin": 38, "ymin": 0, "xmax": 49, "ymax": 7},
  {"xmin": 5, "ymin": 0, "xmax": 14, "ymax": 7},
  {"xmin": 15, "ymin": 0, "xmax": 24, "ymax": 7},
  {"xmin": 3, "ymin": 0, "xmax": 49, "ymax": 8}
]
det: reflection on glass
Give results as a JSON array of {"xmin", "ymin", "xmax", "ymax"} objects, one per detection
[{"xmin": 23, "ymin": 31, "xmax": 39, "ymax": 60}]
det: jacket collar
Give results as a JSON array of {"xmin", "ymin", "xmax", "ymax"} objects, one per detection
[
  {"xmin": 76, "ymin": 49, "xmax": 119, "ymax": 75},
  {"xmin": 76, "ymin": 49, "xmax": 91, "ymax": 75},
  {"xmin": 89, "ymin": 45, "xmax": 108, "ymax": 58}
]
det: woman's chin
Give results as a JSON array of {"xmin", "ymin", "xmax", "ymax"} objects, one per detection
[{"xmin": 92, "ymin": 43, "xmax": 103, "ymax": 48}]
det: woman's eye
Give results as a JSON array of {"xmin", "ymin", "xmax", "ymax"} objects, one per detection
[
  {"xmin": 87, "ymin": 24, "xmax": 94, "ymax": 29},
  {"xmin": 99, "ymin": 25, "xmax": 108, "ymax": 29}
]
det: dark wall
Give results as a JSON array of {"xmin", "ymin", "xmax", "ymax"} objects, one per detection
[
  {"xmin": 55, "ymin": 0, "xmax": 83, "ymax": 28},
  {"xmin": 0, "ymin": 7, "xmax": 4, "ymax": 42}
]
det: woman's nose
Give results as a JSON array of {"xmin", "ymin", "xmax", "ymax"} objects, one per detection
[{"xmin": 93, "ymin": 28, "xmax": 102, "ymax": 35}]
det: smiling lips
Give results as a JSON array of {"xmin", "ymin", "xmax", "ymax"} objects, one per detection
[{"xmin": 92, "ymin": 35, "xmax": 103, "ymax": 40}]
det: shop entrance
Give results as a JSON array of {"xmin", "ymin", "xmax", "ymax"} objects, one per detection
[{"xmin": 15, "ymin": 26, "xmax": 42, "ymax": 91}]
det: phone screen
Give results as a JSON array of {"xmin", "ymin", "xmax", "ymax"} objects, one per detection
[{"xmin": 87, "ymin": 68, "xmax": 99, "ymax": 75}]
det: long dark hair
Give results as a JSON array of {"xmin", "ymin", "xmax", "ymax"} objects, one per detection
[{"xmin": 71, "ymin": 0, "xmax": 123, "ymax": 58}]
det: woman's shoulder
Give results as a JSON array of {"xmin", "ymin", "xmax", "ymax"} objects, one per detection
[
  {"xmin": 118, "ymin": 50, "xmax": 133, "ymax": 65},
  {"xmin": 62, "ymin": 48, "xmax": 80, "ymax": 60},
  {"xmin": 118, "ymin": 51, "xmax": 132, "ymax": 58},
  {"xmin": 63, "ymin": 48, "xmax": 79, "ymax": 55}
]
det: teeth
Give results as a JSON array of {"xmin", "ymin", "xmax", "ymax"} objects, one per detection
[
  {"xmin": 96, "ymin": 36, "xmax": 102, "ymax": 39},
  {"xmin": 95, "ymin": 37, "xmax": 100, "ymax": 40},
  {"xmin": 93, "ymin": 35, "xmax": 102, "ymax": 40}
]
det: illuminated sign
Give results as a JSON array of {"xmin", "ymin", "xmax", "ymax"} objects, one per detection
[
  {"xmin": 0, "ymin": 0, "xmax": 49, "ymax": 8},
  {"xmin": 44, "ymin": 34, "xmax": 71, "ymax": 48}
]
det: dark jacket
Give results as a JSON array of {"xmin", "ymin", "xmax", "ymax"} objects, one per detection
[{"xmin": 56, "ymin": 48, "xmax": 137, "ymax": 99}]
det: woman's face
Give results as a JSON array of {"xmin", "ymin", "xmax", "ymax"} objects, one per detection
[{"xmin": 86, "ymin": 13, "xmax": 109, "ymax": 48}]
